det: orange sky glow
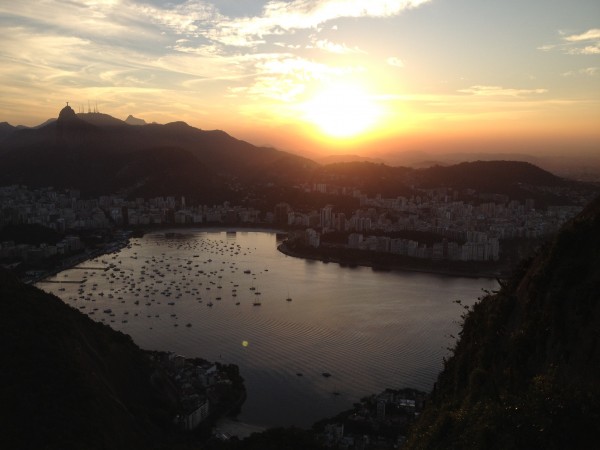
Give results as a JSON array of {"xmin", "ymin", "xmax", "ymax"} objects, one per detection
[{"xmin": 1, "ymin": 1, "xmax": 599, "ymax": 160}]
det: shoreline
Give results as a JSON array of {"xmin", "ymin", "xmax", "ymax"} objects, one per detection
[
  {"xmin": 30, "ymin": 227, "xmax": 286, "ymax": 284},
  {"xmin": 29, "ymin": 238, "xmax": 130, "ymax": 284},
  {"xmin": 137, "ymin": 226, "xmax": 503, "ymax": 279},
  {"xmin": 141, "ymin": 225, "xmax": 287, "ymax": 235},
  {"xmin": 277, "ymin": 242, "xmax": 509, "ymax": 280},
  {"xmin": 28, "ymin": 226, "xmax": 507, "ymax": 286}
]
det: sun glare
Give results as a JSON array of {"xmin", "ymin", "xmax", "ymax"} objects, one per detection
[{"xmin": 302, "ymin": 84, "xmax": 382, "ymax": 139}]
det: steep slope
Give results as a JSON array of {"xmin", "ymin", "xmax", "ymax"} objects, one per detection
[
  {"xmin": 0, "ymin": 121, "xmax": 17, "ymax": 142},
  {"xmin": 112, "ymin": 146, "xmax": 227, "ymax": 202},
  {"xmin": 0, "ymin": 269, "xmax": 183, "ymax": 450},
  {"xmin": 405, "ymin": 196, "xmax": 600, "ymax": 449},
  {"xmin": 126, "ymin": 121, "xmax": 316, "ymax": 183}
]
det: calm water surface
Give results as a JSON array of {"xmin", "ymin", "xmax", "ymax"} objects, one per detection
[{"xmin": 39, "ymin": 230, "xmax": 497, "ymax": 428}]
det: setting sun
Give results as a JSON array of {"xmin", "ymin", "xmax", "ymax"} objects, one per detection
[
  {"xmin": 0, "ymin": 0, "xmax": 598, "ymax": 157},
  {"xmin": 301, "ymin": 84, "xmax": 382, "ymax": 139}
]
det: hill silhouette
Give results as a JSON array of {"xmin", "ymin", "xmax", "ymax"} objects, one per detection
[
  {"xmin": 414, "ymin": 160, "xmax": 565, "ymax": 195},
  {"xmin": 404, "ymin": 195, "xmax": 600, "ymax": 449},
  {"xmin": 0, "ymin": 269, "xmax": 186, "ymax": 450},
  {"xmin": 0, "ymin": 121, "xmax": 17, "ymax": 141},
  {"xmin": 126, "ymin": 115, "xmax": 148, "ymax": 126},
  {"xmin": 0, "ymin": 106, "xmax": 316, "ymax": 197},
  {"xmin": 315, "ymin": 160, "xmax": 571, "ymax": 203},
  {"xmin": 0, "ymin": 107, "xmax": 590, "ymax": 206}
]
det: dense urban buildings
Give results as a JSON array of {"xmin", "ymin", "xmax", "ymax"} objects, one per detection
[{"xmin": 0, "ymin": 182, "xmax": 584, "ymax": 268}]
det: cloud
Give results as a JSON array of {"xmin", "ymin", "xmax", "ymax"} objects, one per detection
[
  {"xmin": 132, "ymin": 1, "xmax": 224, "ymax": 37},
  {"xmin": 0, "ymin": 0, "xmax": 156, "ymax": 44},
  {"xmin": 258, "ymin": 0, "xmax": 431, "ymax": 30},
  {"xmin": 122, "ymin": 1, "xmax": 422, "ymax": 103},
  {"xmin": 564, "ymin": 28, "xmax": 600, "ymax": 42},
  {"xmin": 0, "ymin": 0, "xmax": 434, "ymax": 126},
  {"xmin": 135, "ymin": 0, "xmax": 432, "ymax": 48},
  {"xmin": 564, "ymin": 29, "xmax": 600, "ymax": 54},
  {"xmin": 537, "ymin": 44, "xmax": 555, "ymax": 52},
  {"xmin": 538, "ymin": 28, "xmax": 600, "ymax": 56},
  {"xmin": 386, "ymin": 57, "xmax": 405, "ymax": 67},
  {"xmin": 562, "ymin": 67, "xmax": 599, "ymax": 77},
  {"xmin": 567, "ymin": 45, "xmax": 600, "ymax": 55},
  {"xmin": 241, "ymin": 54, "xmax": 361, "ymax": 101},
  {"xmin": 314, "ymin": 39, "xmax": 365, "ymax": 54},
  {"xmin": 458, "ymin": 86, "xmax": 548, "ymax": 97}
]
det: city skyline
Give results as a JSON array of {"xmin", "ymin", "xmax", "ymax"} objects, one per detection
[{"xmin": 1, "ymin": 0, "xmax": 599, "ymax": 156}]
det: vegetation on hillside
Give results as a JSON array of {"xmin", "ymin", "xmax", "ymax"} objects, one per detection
[
  {"xmin": 0, "ymin": 269, "xmax": 189, "ymax": 450},
  {"xmin": 404, "ymin": 196, "xmax": 600, "ymax": 449}
]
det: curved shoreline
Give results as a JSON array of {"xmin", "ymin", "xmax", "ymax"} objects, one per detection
[
  {"xmin": 31, "ymin": 227, "xmax": 506, "ymax": 285},
  {"xmin": 30, "ymin": 227, "xmax": 285, "ymax": 283},
  {"xmin": 277, "ymin": 242, "xmax": 508, "ymax": 280}
]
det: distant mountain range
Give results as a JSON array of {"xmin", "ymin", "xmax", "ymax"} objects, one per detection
[
  {"xmin": 0, "ymin": 106, "xmax": 589, "ymax": 205},
  {"xmin": 0, "ymin": 105, "xmax": 316, "ymax": 200},
  {"xmin": 310, "ymin": 160, "xmax": 575, "ymax": 205}
]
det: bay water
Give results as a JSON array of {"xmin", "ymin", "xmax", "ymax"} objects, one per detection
[{"xmin": 38, "ymin": 230, "xmax": 497, "ymax": 429}]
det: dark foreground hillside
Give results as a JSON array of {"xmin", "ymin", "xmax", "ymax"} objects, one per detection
[
  {"xmin": 405, "ymin": 196, "xmax": 600, "ymax": 449},
  {"xmin": 0, "ymin": 270, "xmax": 187, "ymax": 450}
]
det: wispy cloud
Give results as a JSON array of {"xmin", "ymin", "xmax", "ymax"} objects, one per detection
[
  {"xmin": 458, "ymin": 86, "xmax": 548, "ymax": 97},
  {"xmin": 241, "ymin": 0, "xmax": 432, "ymax": 34},
  {"xmin": 0, "ymin": 0, "xmax": 432, "ymax": 113},
  {"xmin": 540, "ymin": 28, "xmax": 600, "ymax": 55},
  {"xmin": 230, "ymin": 54, "xmax": 362, "ymax": 101},
  {"xmin": 567, "ymin": 45, "xmax": 600, "ymax": 55},
  {"xmin": 565, "ymin": 29, "xmax": 600, "ymax": 55},
  {"xmin": 581, "ymin": 67, "xmax": 599, "ymax": 76},
  {"xmin": 537, "ymin": 44, "xmax": 555, "ymax": 52},
  {"xmin": 0, "ymin": 0, "xmax": 155, "ymax": 44},
  {"xmin": 133, "ymin": 1, "xmax": 224, "ymax": 37},
  {"xmin": 313, "ymin": 39, "xmax": 365, "ymax": 54},
  {"xmin": 564, "ymin": 28, "xmax": 600, "ymax": 42},
  {"xmin": 136, "ymin": 0, "xmax": 432, "ymax": 48},
  {"xmin": 562, "ymin": 67, "xmax": 599, "ymax": 77}
]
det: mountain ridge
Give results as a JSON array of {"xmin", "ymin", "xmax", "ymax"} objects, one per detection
[
  {"xmin": 0, "ymin": 107, "xmax": 588, "ymax": 207},
  {"xmin": 125, "ymin": 115, "xmax": 148, "ymax": 126},
  {"xmin": 0, "ymin": 107, "xmax": 317, "ymax": 197}
]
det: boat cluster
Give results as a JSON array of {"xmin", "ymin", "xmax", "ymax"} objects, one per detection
[{"xmin": 45, "ymin": 233, "xmax": 293, "ymax": 329}]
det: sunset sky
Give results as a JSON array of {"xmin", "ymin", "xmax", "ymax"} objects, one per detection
[{"xmin": 1, "ymin": 0, "xmax": 599, "ymax": 157}]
